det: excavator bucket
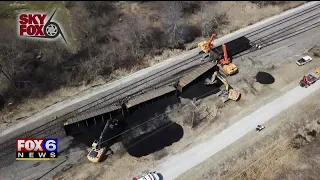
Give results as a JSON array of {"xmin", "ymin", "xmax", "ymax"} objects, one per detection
[{"xmin": 222, "ymin": 63, "xmax": 238, "ymax": 75}]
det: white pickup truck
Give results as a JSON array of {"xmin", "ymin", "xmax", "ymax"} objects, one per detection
[
  {"xmin": 133, "ymin": 172, "xmax": 161, "ymax": 180},
  {"xmin": 296, "ymin": 56, "xmax": 312, "ymax": 66}
]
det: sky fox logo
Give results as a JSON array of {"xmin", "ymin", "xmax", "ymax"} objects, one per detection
[{"xmin": 18, "ymin": 8, "xmax": 67, "ymax": 44}]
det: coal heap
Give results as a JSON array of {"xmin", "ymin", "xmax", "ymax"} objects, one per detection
[
  {"xmin": 0, "ymin": 94, "xmax": 5, "ymax": 110},
  {"xmin": 256, "ymin": 71, "xmax": 275, "ymax": 84}
]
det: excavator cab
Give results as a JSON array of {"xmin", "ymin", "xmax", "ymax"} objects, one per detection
[
  {"xmin": 218, "ymin": 63, "xmax": 237, "ymax": 76},
  {"xmin": 87, "ymin": 119, "xmax": 118, "ymax": 163},
  {"xmin": 198, "ymin": 41, "xmax": 210, "ymax": 54},
  {"xmin": 87, "ymin": 140, "xmax": 107, "ymax": 163},
  {"xmin": 198, "ymin": 33, "xmax": 216, "ymax": 54}
]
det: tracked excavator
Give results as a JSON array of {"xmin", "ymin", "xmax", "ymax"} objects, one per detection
[
  {"xmin": 198, "ymin": 33, "xmax": 216, "ymax": 54},
  {"xmin": 205, "ymin": 71, "xmax": 241, "ymax": 102},
  {"xmin": 87, "ymin": 118, "xmax": 118, "ymax": 163},
  {"xmin": 198, "ymin": 33, "xmax": 238, "ymax": 75}
]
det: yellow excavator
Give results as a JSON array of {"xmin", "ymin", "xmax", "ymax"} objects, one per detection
[
  {"xmin": 198, "ymin": 33, "xmax": 238, "ymax": 75},
  {"xmin": 198, "ymin": 33, "xmax": 216, "ymax": 54},
  {"xmin": 205, "ymin": 71, "xmax": 241, "ymax": 102},
  {"xmin": 87, "ymin": 119, "xmax": 118, "ymax": 163},
  {"xmin": 315, "ymin": 67, "xmax": 320, "ymax": 75}
]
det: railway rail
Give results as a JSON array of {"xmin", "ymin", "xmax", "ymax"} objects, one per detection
[{"xmin": 69, "ymin": 5, "xmax": 320, "ymax": 125}]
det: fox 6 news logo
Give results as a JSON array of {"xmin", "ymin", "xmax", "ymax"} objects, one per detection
[
  {"xmin": 17, "ymin": 139, "xmax": 57, "ymax": 152},
  {"xmin": 18, "ymin": 7, "xmax": 67, "ymax": 44},
  {"xmin": 16, "ymin": 138, "xmax": 58, "ymax": 160}
]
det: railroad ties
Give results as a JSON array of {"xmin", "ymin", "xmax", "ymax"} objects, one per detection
[
  {"xmin": 63, "ymin": 36, "xmax": 251, "ymax": 128},
  {"xmin": 64, "ymin": 61, "xmax": 217, "ymax": 128},
  {"xmin": 124, "ymin": 85, "xmax": 176, "ymax": 109},
  {"xmin": 63, "ymin": 103, "xmax": 122, "ymax": 126}
]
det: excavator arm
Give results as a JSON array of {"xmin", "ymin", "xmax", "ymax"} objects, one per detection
[
  {"xmin": 217, "ymin": 44, "xmax": 238, "ymax": 75},
  {"xmin": 205, "ymin": 33, "xmax": 216, "ymax": 50},
  {"xmin": 220, "ymin": 44, "xmax": 229, "ymax": 65},
  {"xmin": 88, "ymin": 119, "xmax": 118, "ymax": 163},
  {"xmin": 216, "ymin": 73, "xmax": 229, "ymax": 89},
  {"xmin": 216, "ymin": 73, "xmax": 240, "ymax": 101},
  {"xmin": 96, "ymin": 120, "xmax": 111, "ymax": 149},
  {"xmin": 198, "ymin": 33, "xmax": 216, "ymax": 54}
]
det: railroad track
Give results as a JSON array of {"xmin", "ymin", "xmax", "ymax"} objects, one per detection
[
  {"xmin": 75, "ymin": 4, "xmax": 320, "ymax": 123},
  {"xmin": 0, "ymin": 3, "xmax": 319, "ymax": 168}
]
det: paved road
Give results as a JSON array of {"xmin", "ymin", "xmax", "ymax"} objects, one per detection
[{"xmin": 158, "ymin": 79, "xmax": 320, "ymax": 180}]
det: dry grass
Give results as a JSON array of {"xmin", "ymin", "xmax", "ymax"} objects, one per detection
[
  {"xmin": 220, "ymin": 95, "xmax": 320, "ymax": 180},
  {"xmin": 0, "ymin": 80, "xmax": 105, "ymax": 131},
  {"xmin": 228, "ymin": 123, "xmax": 320, "ymax": 180}
]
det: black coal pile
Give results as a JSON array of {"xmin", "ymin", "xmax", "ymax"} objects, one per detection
[
  {"xmin": 0, "ymin": 94, "xmax": 5, "ymax": 110},
  {"xmin": 255, "ymin": 71, "xmax": 275, "ymax": 84}
]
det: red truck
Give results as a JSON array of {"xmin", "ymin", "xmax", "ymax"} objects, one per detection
[{"xmin": 299, "ymin": 72, "xmax": 320, "ymax": 88}]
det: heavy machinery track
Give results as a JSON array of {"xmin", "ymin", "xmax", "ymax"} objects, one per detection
[{"xmin": 0, "ymin": 4, "xmax": 319, "ymax": 168}]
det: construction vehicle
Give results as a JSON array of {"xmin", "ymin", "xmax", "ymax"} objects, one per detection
[
  {"xmin": 217, "ymin": 44, "xmax": 238, "ymax": 76},
  {"xmin": 315, "ymin": 67, "xmax": 320, "ymax": 75},
  {"xmin": 198, "ymin": 33, "xmax": 238, "ymax": 75},
  {"xmin": 205, "ymin": 71, "xmax": 241, "ymax": 102},
  {"xmin": 299, "ymin": 72, "xmax": 319, "ymax": 88},
  {"xmin": 198, "ymin": 33, "xmax": 216, "ymax": 54},
  {"xmin": 87, "ymin": 119, "xmax": 118, "ymax": 163}
]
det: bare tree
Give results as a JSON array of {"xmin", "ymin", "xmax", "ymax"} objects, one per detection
[
  {"xmin": 117, "ymin": 16, "xmax": 151, "ymax": 56},
  {"xmin": 200, "ymin": 1, "xmax": 226, "ymax": 37},
  {"xmin": 161, "ymin": 1, "xmax": 183, "ymax": 47}
]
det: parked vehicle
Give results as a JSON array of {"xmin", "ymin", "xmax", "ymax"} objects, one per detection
[
  {"xmin": 296, "ymin": 56, "xmax": 312, "ymax": 66},
  {"xmin": 299, "ymin": 72, "xmax": 319, "ymax": 88}
]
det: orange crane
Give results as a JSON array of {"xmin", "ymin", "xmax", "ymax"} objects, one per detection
[
  {"xmin": 218, "ymin": 44, "xmax": 238, "ymax": 75},
  {"xmin": 198, "ymin": 33, "xmax": 238, "ymax": 75}
]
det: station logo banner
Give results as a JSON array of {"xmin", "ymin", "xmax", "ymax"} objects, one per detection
[{"xmin": 18, "ymin": 8, "xmax": 68, "ymax": 45}]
